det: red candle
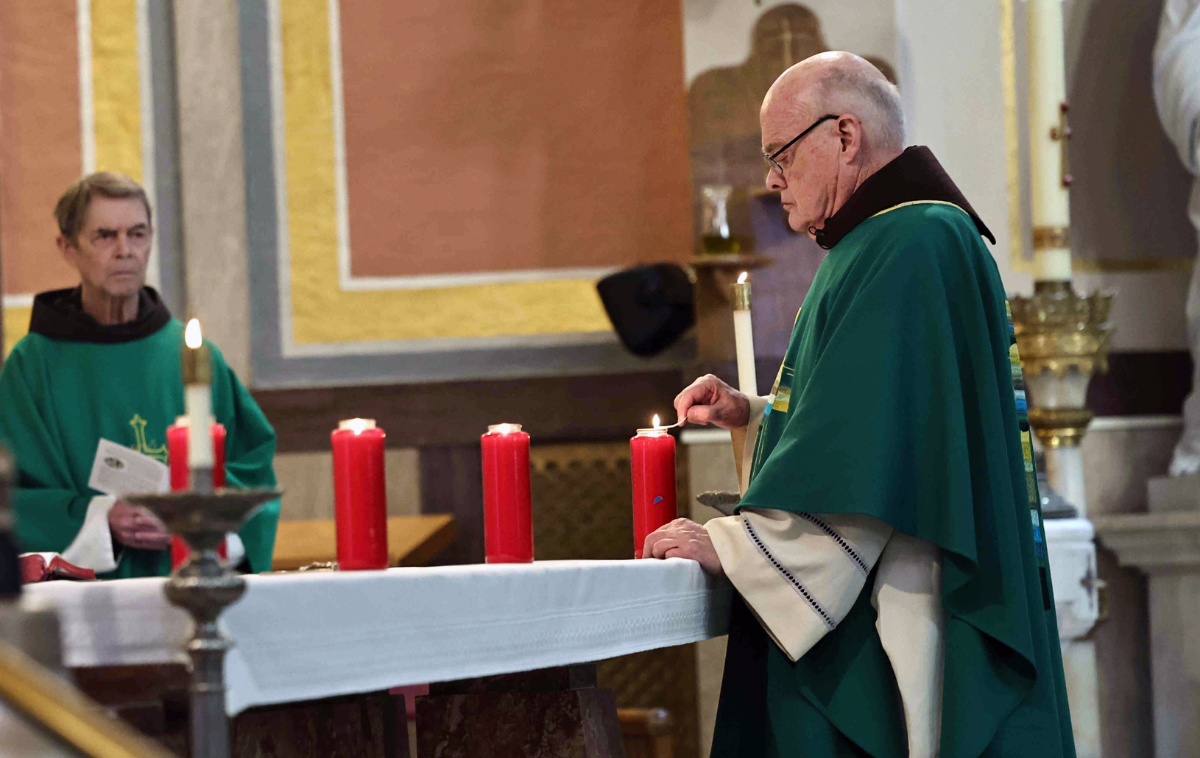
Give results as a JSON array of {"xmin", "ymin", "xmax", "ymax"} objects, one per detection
[
  {"xmin": 167, "ymin": 417, "xmax": 226, "ymax": 490},
  {"xmin": 481, "ymin": 424, "xmax": 533, "ymax": 563},
  {"xmin": 630, "ymin": 417, "xmax": 677, "ymax": 559},
  {"xmin": 167, "ymin": 417, "xmax": 227, "ymax": 568},
  {"xmin": 331, "ymin": 418, "xmax": 389, "ymax": 571}
]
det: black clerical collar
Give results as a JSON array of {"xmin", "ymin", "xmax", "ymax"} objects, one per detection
[
  {"xmin": 812, "ymin": 146, "xmax": 995, "ymax": 250},
  {"xmin": 29, "ymin": 286, "xmax": 172, "ymax": 344}
]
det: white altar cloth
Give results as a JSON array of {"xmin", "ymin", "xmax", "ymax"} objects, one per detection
[{"xmin": 24, "ymin": 559, "xmax": 731, "ymax": 715}]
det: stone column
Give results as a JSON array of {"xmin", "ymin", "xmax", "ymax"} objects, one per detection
[
  {"xmin": 172, "ymin": 0, "xmax": 252, "ymax": 381},
  {"xmin": 1096, "ymin": 475, "xmax": 1200, "ymax": 757}
]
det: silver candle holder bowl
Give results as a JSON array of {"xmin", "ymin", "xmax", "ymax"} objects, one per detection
[{"xmin": 126, "ymin": 481, "xmax": 281, "ymax": 758}]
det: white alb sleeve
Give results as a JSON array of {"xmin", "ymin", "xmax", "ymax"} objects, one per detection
[
  {"xmin": 706, "ymin": 508, "xmax": 892, "ymax": 661},
  {"xmin": 224, "ymin": 533, "xmax": 246, "ymax": 568},
  {"xmin": 60, "ymin": 496, "xmax": 119, "ymax": 573},
  {"xmin": 731, "ymin": 395, "xmax": 769, "ymax": 495},
  {"xmin": 872, "ymin": 531, "xmax": 945, "ymax": 758}
]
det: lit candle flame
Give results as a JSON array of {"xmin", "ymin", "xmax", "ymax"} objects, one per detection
[
  {"xmin": 185, "ymin": 319, "xmax": 202, "ymax": 349},
  {"xmin": 737, "ymin": 271, "xmax": 748, "ymax": 284},
  {"xmin": 494, "ymin": 423, "xmax": 516, "ymax": 434},
  {"xmin": 652, "ymin": 414, "xmax": 661, "ymax": 428},
  {"xmin": 339, "ymin": 418, "xmax": 376, "ymax": 434}
]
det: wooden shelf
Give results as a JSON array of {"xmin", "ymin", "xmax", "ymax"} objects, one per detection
[{"xmin": 687, "ymin": 253, "xmax": 772, "ymax": 270}]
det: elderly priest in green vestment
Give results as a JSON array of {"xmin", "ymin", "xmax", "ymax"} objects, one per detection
[
  {"xmin": 644, "ymin": 53, "xmax": 1075, "ymax": 758},
  {"xmin": 0, "ymin": 172, "xmax": 279, "ymax": 579}
]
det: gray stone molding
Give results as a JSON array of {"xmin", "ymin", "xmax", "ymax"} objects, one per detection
[
  {"xmin": 173, "ymin": 0, "xmax": 252, "ymax": 381},
  {"xmin": 1094, "ymin": 511, "xmax": 1200, "ymax": 574}
]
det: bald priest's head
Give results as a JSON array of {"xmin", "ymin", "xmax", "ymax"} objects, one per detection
[
  {"xmin": 54, "ymin": 172, "xmax": 154, "ymax": 326},
  {"xmin": 760, "ymin": 51, "xmax": 905, "ymax": 238}
]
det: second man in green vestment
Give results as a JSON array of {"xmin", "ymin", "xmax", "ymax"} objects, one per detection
[{"xmin": 0, "ymin": 172, "xmax": 279, "ymax": 579}]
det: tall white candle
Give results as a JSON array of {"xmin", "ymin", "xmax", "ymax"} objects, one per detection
[
  {"xmin": 731, "ymin": 273, "xmax": 757, "ymax": 395},
  {"xmin": 1026, "ymin": 0, "xmax": 1072, "ymax": 281},
  {"xmin": 183, "ymin": 319, "xmax": 214, "ymax": 469}
]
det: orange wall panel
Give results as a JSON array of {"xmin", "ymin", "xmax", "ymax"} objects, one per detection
[
  {"xmin": 338, "ymin": 1, "xmax": 693, "ymax": 279},
  {"xmin": 0, "ymin": 0, "xmax": 84, "ymax": 296}
]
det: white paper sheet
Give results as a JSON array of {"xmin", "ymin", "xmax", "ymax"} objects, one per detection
[{"xmin": 87, "ymin": 439, "xmax": 169, "ymax": 497}]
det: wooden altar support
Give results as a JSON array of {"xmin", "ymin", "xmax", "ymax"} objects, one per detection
[{"xmin": 30, "ymin": 560, "xmax": 731, "ymax": 757}]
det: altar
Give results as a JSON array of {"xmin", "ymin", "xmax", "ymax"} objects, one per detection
[{"xmin": 26, "ymin": 558, "xmax": 731, "ymax": 756}]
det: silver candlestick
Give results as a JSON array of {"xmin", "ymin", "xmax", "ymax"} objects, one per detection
[{"xmin": 126, "ymin": 476, "xmax": 281, "ymax": 758}]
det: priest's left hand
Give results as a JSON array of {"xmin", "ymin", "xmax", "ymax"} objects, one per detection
[{"xmin": 641, "ymin": 518, "xmax": 723, "ymax": 576}]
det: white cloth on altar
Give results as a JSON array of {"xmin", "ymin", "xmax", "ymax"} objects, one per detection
[
  {"xmin": 705, "ymin": 397, "xmax": 945, "ymax": 758},
  {"xmin": 1154, "ymin": 0, "xmax": 1200, "ymax": 474},
  {"xmin": 24, "ymin": 559, "xmax": 730, "ymax": 715}
]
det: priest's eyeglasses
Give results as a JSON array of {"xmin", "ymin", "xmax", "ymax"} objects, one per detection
[{"xmin": 764, "ymin": 114, "xmax": 839, "ymax": 174}]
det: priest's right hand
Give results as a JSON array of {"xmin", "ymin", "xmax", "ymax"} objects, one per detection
[
  {"xmin": 108, "ymin": 501, "xmax": 173, "ymax": 551},
  {"xmin": 674, "ymin": 374, "xmax": 751, "ymax": 429}
]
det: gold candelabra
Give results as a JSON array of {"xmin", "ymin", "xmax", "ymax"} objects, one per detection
[{"xmin": 1009, "ymin": 281, "xmax": 1114, "ymax": 450}]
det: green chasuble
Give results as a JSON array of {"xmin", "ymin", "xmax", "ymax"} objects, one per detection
[
  {"xmin": 0, "ymin": 287, "xmax": 279, "ymax": 578},
  {"xmin": 711, "ymin": 148, "xmax": 1074, "ymax": 757}
]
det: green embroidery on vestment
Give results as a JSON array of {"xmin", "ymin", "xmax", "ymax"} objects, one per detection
[{"xmin": 129, "ymin": 414, "xmax": 169, "ymax": 463}]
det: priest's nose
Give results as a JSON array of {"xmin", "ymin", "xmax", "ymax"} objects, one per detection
[
  {"xmin": 115, "ymin": 232, "xmax": 134, "ymax": 258},
  {"xmin": 766, "ymin": 165, "xmax": 787, "ymax": 192}
]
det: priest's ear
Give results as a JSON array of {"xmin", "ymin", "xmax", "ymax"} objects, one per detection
[
  {"xmin": 835, "ymin": 114, "xmax": 865, "ymax": 164},
  {"xmin": 56, "ymin": 233, "xmax": 80, "ymax": 265}
]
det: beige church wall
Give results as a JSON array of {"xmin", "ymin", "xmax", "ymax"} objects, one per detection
[
  {"xmin": 273, "ymin": 448, "xmax": 421, "ymax": 522},
  {"xmin": 1012, "ymin": 0, "xmax": 1192, "ymax": 352},
  {"xmin": 893, "ymin": 0, "xmax": 1016, "ymax": 285},
  {"xmin": 1061, "ymin": 0, "xmax": 1192, "ymax": 353},
  {"xmin": 891, "ymin": 0, "xmax": 1194, "ymax": 352}
]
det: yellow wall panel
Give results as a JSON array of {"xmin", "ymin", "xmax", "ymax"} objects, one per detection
[
  {"xmin": 3, "ymin": 307, "xmax": 32, "ymax": 358},
  {"xmin": 91, "ymin": 0, "xmax": 143, "ymax": 180}
]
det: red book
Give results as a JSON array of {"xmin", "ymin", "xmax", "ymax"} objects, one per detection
[{"xmin": 19, "ymin": 553, "xmax": 97, "ymax": 583}]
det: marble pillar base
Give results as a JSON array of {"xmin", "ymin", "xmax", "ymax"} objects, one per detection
[
  {"xmin": 1059, "ymin": 639, "xmax": 1101, "ymax": 758},
  {"xmin": 1095, "ymin": 473, "xmax": 1200, "ymax": 758},
  {"xmin": 1044, "ymin": 518, "xmax": 1102, "ymax": 758},
  {"xmin": 415, "ymin": 665, "xmax": 625, "ymax": 758}
]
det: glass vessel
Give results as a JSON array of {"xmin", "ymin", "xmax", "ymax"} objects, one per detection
[{"xmin": 700, "ymin": 184, "xmax": 744, "ymax": 255}]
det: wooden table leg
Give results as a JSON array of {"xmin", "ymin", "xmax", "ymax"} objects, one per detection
[{"xmin": 415, "ymin": 665, "xmax": 626, "ymax": 758}]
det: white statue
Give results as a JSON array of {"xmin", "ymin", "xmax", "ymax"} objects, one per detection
[{"xmin": 1153, "ymin": 0, "xmax": 1200, "ymax": 476}]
